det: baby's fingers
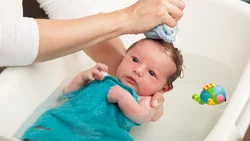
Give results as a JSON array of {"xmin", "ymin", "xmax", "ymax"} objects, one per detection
[
  {"xmin": 96, "ymin": 63, "xmax": 108, "ymax": 73},
  {"xmin": 84, "ymin": 73, "xmax": 94, "ymax": 84},
  {"xmin": 92, "ymin": 69, "xmax": 105, "ymax": 80}
]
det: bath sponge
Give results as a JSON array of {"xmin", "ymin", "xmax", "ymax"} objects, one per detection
[{"xmin": 144, "ymin": 24, "xmax": 178, "ymax": 43}]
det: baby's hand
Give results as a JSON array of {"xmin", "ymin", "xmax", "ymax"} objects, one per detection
[
  {"xmin": 107, "ymin": 85, "xmax": 127, "ymax": 103},
  {"xmin": 81, "ymin": 63, "xmax": 108, "ymax": 84},
  {"xmin": 63, "ymin": 63, "xmax": 108, "ymax": 94}
]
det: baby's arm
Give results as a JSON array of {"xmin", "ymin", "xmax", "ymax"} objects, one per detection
[
  {"xmin": 108, "ymin": 86, "xmax": 156, "ymax": 124},
  {"xmin": 63, "ymin": 63, "xmax": 108, "ymax": 94}
]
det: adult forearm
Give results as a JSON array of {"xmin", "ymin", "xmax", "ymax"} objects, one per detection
[
  {"xmin": 34, "ymin": 0, "xmax": 185, "ymax": 63},
  {"xmin": 34, "ymin": 11, "xmax": 128, "ymax": 63},
  {"xmin": 83, "ymin": 37, "xmax": 126, "ymax": 76}
]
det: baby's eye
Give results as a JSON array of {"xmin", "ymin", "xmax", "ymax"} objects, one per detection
[
  {"xmin": 132, "ymin": 57, "xmax": 139, "ymax": 63},
  {"xmin": 149, "ymin": 70, "xmax": 156, "ymax": 77}
]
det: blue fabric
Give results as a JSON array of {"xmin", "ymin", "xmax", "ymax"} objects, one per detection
[
  {"xmin": 21, "ymin": 76, "xmax": 139, "ymax": 141},
  {"xmin": 144, "ymin": 24, "xmax": 178, "ymax": 43}
]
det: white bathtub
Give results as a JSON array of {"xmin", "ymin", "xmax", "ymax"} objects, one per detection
[{"xmin": 1, "ymin": 0, "xmax": 250, "ymax": 140}]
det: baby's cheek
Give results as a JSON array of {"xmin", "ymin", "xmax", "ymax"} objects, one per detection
[{"xmin": 138, "ymin": 84, "xmax": 154, "ymax": 96}]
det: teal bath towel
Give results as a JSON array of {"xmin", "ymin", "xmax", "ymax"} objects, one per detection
[{"xmin": 21, "ymin": 76, "xmax": 139, "ymax": 141}]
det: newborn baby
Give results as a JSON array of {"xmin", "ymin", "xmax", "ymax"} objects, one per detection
[{"xmin": 21, "ymin": 38, "xmax": 183, "ymax": 141}]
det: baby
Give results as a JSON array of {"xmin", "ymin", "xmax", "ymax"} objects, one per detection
[{"xmin": 21, "ymin": 38, "xmax": 183, "ymax": 141}]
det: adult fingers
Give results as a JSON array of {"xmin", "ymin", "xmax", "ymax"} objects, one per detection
[
  {"xmin": 168, "ymin": 0, "xmax": 185, "ymax": 11},
  {"xmin": 150, "ymin": 91, "xmax": 165, "ymax": 108},
  {"xmin": 167, "ymin": 3, "xmax": 183, "ymax": 21},
  {"xmin": 151, "ymin": 104, "xmax": 164, "ymax": 122}
]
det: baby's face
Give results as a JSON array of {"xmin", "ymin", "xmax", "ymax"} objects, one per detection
[{"xmin": 117, "ymin": 39, "xmax": 176, "ymax": 96}]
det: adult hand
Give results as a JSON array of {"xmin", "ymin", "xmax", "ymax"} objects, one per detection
[
  {"xmin": 123, "ymin": 0, "xmax": 185, "ymax": 34},
  {"xmin": 150, "ymin": 92, "xmax": 165, "ymax": 121}
]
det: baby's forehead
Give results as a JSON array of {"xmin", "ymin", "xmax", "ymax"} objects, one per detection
[
  {"xmin": 136, "ymin": 39, "xmax": 159, "ymax": 47},
  {"xmin": 128, "ymin": 40, "xmax": 171, "ymax": 57},
  {"xmin": 128, "ymin": 40, "xmax": 176, "ymax": 72},
  {"xmin": 128, "ymin": 39, "xmax": 163, "ymax": 52}
]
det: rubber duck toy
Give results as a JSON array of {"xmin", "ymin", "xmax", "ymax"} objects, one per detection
[{"xmin": 192, "ymin": 83, "xmax": 227, "ymax": 106}]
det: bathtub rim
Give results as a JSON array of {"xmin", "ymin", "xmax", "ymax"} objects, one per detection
[{"xmin": 204, "ymin": 57, "xmax": 250, "ymax": 141}]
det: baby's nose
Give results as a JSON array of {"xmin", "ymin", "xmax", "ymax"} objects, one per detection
[{"xmin": 133, "ymin": 65, "xmax": 146, "ymax": 77}]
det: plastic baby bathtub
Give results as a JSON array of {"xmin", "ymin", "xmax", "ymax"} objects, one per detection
[{"xmin": 0, "ymin": 0, "xmax": 250, "ymax": 140}]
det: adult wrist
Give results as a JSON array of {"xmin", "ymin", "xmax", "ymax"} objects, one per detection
[{"xmin": 115, "ymin": 8, "xmax": 134, "ymax": 35}]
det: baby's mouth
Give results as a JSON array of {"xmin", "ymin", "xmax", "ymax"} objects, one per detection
[{"xmin": 126, "ymin": 76, "xmax": 137, "ymax": 85}]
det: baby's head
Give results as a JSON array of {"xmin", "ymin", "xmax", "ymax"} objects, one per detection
[{"xmin": 117, "ymin": 38, "xmax": 183, "ymax": 96}]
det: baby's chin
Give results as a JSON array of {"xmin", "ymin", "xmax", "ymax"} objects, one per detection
[{"xmin": 136, "ymin": 90, "xmax": 154, "ymax": 96}]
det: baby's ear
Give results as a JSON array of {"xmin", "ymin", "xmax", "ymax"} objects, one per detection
[{"xmin": 161, "ymin": 84, "xmax": 172, "ymax": 93}]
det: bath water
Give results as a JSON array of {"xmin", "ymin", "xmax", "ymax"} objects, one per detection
[
  {"xmin": 131, "ymin": 53, "xmax": 238, "ymax": 141},
  {"xmin": 15, "ymin": 54, "xmax": 239, "ymax": 141}
]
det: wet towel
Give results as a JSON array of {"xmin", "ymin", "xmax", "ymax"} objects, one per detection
[
  {"xmin": 144, "ymin": 24, "xmax": 178, "ymax": 43},
  {"xmin": 21, "ymin": 76, "xmax": 139, "ymax": 141}
]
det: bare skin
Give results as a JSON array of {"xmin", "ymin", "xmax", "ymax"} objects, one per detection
[
  {"xmin": 33, "ymin": 0, "xmax": 185, "ymax": 121},
  {"xmin": 34, "ymin": 0, "xmax": 185, "ymax": 62}
]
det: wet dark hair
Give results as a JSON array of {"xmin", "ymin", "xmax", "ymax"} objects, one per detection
[{"xmin": 127, "ymin": 38, "xmax": 183, "ymax": 90}]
